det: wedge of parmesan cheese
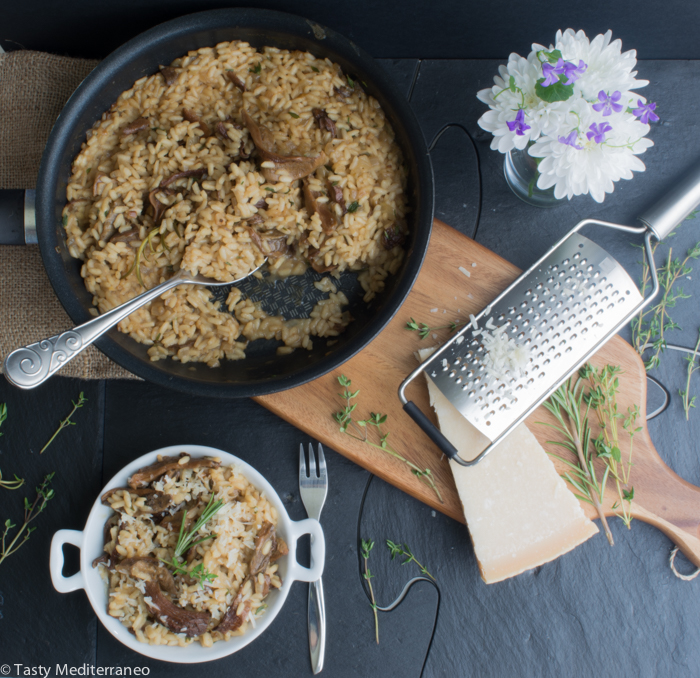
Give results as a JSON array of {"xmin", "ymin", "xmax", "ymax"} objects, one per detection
[{"xmin": 417, "ymin": 348, "xmax": 598, "ymax": 584}]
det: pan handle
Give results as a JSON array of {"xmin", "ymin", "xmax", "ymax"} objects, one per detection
[
  {"xmin": 0, "ymin": 189, "xmax": 36, "ymax": 245},
  {"xmin": 638, "ymin": 159, "xmax": 700, "ymax": 240}
]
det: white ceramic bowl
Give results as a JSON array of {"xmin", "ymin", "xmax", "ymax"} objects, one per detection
[{"xmin": 49, "ymin": 444, "xmax": 324, "ymax": 663}]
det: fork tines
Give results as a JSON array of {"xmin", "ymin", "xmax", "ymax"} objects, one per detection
[{"xmin": 300, "ymin": 443, "xmax": 326, "ymax": 480}]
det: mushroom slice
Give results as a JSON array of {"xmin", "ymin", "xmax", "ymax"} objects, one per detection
[
  {"xmin": 128, "ymin": 454, "xmax": 220, "ymax": 489},
  {"xmin": 160, "ymin": 168, "xmax": 207, "ymax": 189},
  {"xmin": 240, "ymin": 108, "xmax": 326, "ymax": 182},
  {"xmin": 312, "ymin": 108, "xmax": 337, "ymax": 138},
  {"xmin": 225, "ymin": 71, "xmax": 246, "ymax": 92},
  {"xmin": 122, "ymin": 117, "xmax": 150, "ymax": 136},
  {"xmin": 217, "ymin": 577, "xmax": 253, "ymax": 634},
  {"xmin": 182, "ymin": 108, "xmax": 211, "ymax": 137},
  {"xmin": 109, "ymin": 228, "xmax": 141, "ymax": 244},
  {"xmin": 249, "ymin": 521, "xmax": 279, "ymax": 576},
  {"xmin": 382, "ymin": 225, "xmax": 406, "ymax": 250},
  {"xmin": 326, "ymin": 180, "xmax": 347, "ymax": 215},
  {"xmin": 160, "ymin": 66, "xmax": 178, "ymax": 86},
  {"xmin": 303, "ymin": 180, "xmax": 336, "ymax": 234},
  {"xmin": 248, "ymin": 228, "xmax": 289, "ymax": 259},
  {"xmin": 115, "ymin": 556, "xmax": 177, "ymax": 595},
  {"xmin": 143, "ymin": 580, "xmax": 211, "ymax": 637}
]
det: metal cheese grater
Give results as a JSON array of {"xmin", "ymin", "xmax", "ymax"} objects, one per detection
[{"xmin": 399, "ymin": 161, "xmax": 700, "ymax": 467}]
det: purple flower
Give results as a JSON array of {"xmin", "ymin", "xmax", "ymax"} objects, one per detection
[
  {"xmin": 560, "ymin": 60, "xmax": 587, "ymax": 85},
  {"xmin": 558, "ymin": 131, "xmax": 582, "ymax": 149},
  {"xmin": 587, "ymin": 122, "xmax": 612, "ymax": 144},
  {"xmin": 541, "ymin": 62, "xmax": 561, "ymax": 87},
  {"xmin": 632, "ymin": 99, "xmax": 659, "ymax": 124},
  {"xmin": 507, "ymin": 109, "xmax": 531, "ymax": 136},
  {"xmin": 592, "ymin": 90, "xmax": 623, "ymax": 116}
]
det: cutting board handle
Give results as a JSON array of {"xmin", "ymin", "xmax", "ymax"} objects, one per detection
[{"xmin": 629, "ymin": 430, "xmax": 700, "ymax": 568}]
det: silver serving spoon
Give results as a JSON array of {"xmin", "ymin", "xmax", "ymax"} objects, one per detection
[{"xmin": 3, "ymin": 262, "xmax": 266, "ymax": 389}]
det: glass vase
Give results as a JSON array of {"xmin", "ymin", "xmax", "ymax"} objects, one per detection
[{"xmin": 503, "ymin": 147, "xmax": 561, "ymax": 208}]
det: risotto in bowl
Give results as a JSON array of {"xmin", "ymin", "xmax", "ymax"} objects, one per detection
[{"xmin": 49, "ymin": 445, "xmax": 324, "ymax": 662}]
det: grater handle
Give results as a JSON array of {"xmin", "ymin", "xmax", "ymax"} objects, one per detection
[
  {"xmin": 403, "ymin": 401, "xmax": 467, "ymax": 465},
  {"xmin": 638, "ymin": 159, "xmax": 700, "ymax": 240}
]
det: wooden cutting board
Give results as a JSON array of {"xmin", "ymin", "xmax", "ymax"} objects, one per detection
[{"xmin": 256, "ymin": 219, "xmax": 700, "ymax": 567}]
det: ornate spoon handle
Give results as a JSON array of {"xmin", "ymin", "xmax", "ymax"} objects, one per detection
[{"xmin": 3, "ymin": 272, "xmax": 187, "ymax": 389}]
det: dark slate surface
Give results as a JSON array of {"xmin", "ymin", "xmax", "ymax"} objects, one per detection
[
  {"xmin": 4, "ymin": 0, "xmax": 700, "ymax": 60},
  {"xmin": 2, "ymin": 31, "xmax": 700, "ymax": 678}
]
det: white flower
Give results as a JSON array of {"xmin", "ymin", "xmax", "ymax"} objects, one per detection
[
  {"xmin": 529, "ymin": 100, "xmax": 653, "ymax": 202},
  {"xmin": 476, "ymin": 28, "xmax": 656, "ymax": 201},
  {"xmin": 553, "ymin": 29, "xmax": 648, "ymax": 101},
  {"xmin": 477, "ymin": 54, "xmax": 542, "ymax": 153}
]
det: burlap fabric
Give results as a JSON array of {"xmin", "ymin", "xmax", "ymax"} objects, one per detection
[{"xmin": 0, "ymin": 50, "xmax": 137, "ymax": 380}]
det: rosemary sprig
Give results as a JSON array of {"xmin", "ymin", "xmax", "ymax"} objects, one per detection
[
  {"xmin": 361, "ymin": 538, "xmax": 379, "ymax": 644},
  {"xmin": 0, "ymin": 473, "xmax": 55, "ymax": 567},
  {"xmin": 680, "ymin": 330, "xmax": 700, "ymax": 420},
  {"xmin": 406, "ymin": 317, "xmax": 463, "ymax": 340},
  {"xmin": 334, "ymin": 376, "xmax": 443, "ymax": 503},
  {"xmin": 386, "ymin": 540, "xmax": 436, "ymax": 581},
  {"xmin": 0, "ymin": 404, "xmax": 22, "ymax": 490},
  {"xmin": 541, "ymin": 377, "xmax": 615, "ymax": 545},
  {"xmin": 631, "ymin": 237, "xmax": 700, "ymax": 370},
  {"xmin": 161, "ymin": 494, "xmax": 223, "ymax": 585},
  {"xmin": 40, "ymin": 392, "xmax": 87, "ymax": 454}
]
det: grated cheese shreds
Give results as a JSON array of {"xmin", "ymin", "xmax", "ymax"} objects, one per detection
[
  {"xmin": 459, "ymin": 266, "xmax": 471, "ymax": 278},
  {"xmin": 480, "ymin": 320, "xmax": 531, "ymax": 382}
]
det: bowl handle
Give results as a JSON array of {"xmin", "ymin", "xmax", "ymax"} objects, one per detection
[
  {"xmin": 50, "ymin": 529, "xmax": 86, "ymax": 593},
  {"xmin": 286, "ymin": 518, "xmax": 325, "ymax": 583}
]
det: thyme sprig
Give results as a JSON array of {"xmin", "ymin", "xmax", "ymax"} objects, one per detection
[
  {"xmin": 334, "ymin": 376, "xmax": 443, "ymax": 503},
  {"xmin": 631, "ymin": 237, "xmax": 700, "ymax": 370},
  {"xmin": 361, "ymin": 538, "xmax": 379, "ymax": 644},
  {"xmin": 0, "ymin": 473, "xmax": 55, "ymax": 567},
  {"xmin": 386, "ymin": 540, "xmax": 435, "ymax": 581},
  {"xmin": 406, "ymin": 317, "xmax": 463, "ymax": 340},
  {"xmin": 541, "ymin": 377, "xmax": 615, "ymax": 545},
  {"xmin": 0, "ymin": 404, "xmax": 23, "ymax": 490},
  {"xmin": 582, "ymin": 364, "xmax": 641, "ymax": 528},
  {"xmin": 40, "ymin": 392, "xmax": 87, "ymax": 454},
  {"xmin": 161, "ymin": 494, "xmax": 223, "ymax": 586},
  {"xmin": 680, "ymin": 330, "xmax": 700, "ymax": 420}
]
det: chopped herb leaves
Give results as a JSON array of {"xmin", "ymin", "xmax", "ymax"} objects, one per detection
[
  {"xmin": 347, "ymin": 201, "xmax": 360, "ymax": 213},
  {"xmin": 289, "ymin": 112, "xmax": 300, "ymax": 119}
]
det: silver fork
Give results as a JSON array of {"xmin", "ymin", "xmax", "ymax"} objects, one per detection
[{"xmin": 299, "ymin": 443, "xmax": 328, "ymax": 674}]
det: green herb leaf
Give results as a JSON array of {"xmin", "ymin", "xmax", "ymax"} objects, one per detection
[
  {"xmin": 311, "ymin": 66, "xmax": 319, "ymax": 73},
  {"xmin": 543, "ymin": 49, "xmax": 563, "ymax": 63},
  {"xmin": 249, "ymin": 63, "xmax": 262, "ymax": 74},
  {"xmin": 347, "ymin": 201, "xmax": 360, "ymax": 213},
  {"xmin": 289, "ymin": 112, "xmax": 300, "ymax": 119},
  {"xmin": 62, "ymin": 215, "xmax": 68, "ymax": 227},
  {"xmin": 535, "ymin": 75, "xmax": 574, "ymax": 103}
]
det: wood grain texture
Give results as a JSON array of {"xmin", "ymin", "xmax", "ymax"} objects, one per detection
[{"xmin": 256, "ymin": 219, "xmax": 700, "ymax": 566}]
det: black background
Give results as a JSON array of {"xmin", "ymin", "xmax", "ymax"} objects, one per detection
[{"xmin": 2, "ymin": 2, "xmax": 700, "ymax": 677}]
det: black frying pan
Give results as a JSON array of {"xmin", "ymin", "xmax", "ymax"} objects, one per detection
[{"xmin": 0, "ymin": 8, "xmax": 434, "ymax": 398}]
